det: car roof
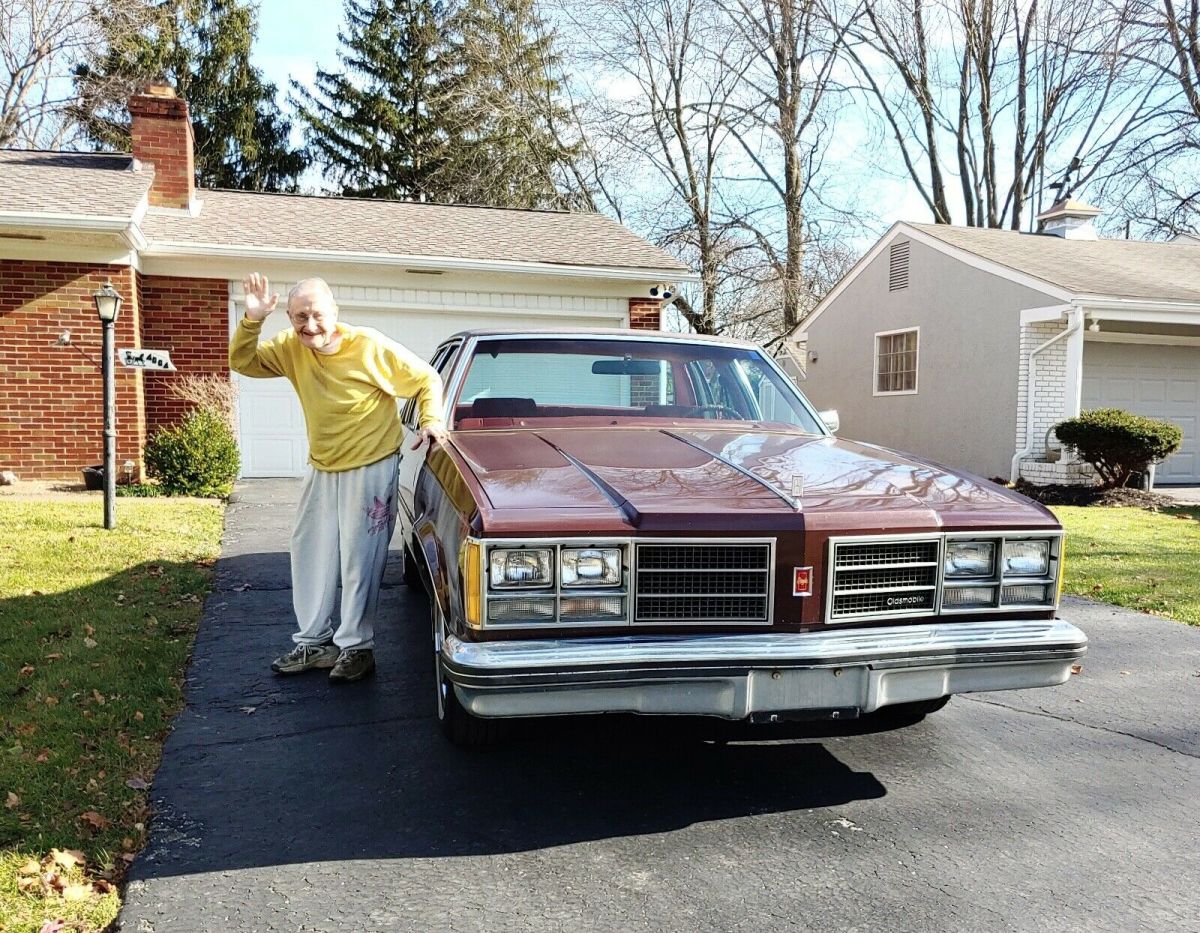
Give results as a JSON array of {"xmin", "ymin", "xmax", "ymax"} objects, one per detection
[{"xmin": 442, "ymin": 327, "xmax": 763, "ymax": 350}]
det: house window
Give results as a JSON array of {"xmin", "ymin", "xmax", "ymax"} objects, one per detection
[{"xmin": 874, "ymin": 328, "xmax": 919, "ymax": 395}]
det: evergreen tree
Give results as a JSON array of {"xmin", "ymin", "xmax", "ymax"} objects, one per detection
[
  {"xmin": 74, "ymin": 0, "xmax": 308, "ymax": 193},
  {"xmin": 292, "ymin": 0, "xmax": 448, "ymax": 200},
  {"xmin": 435, "ymin": 0, "xmax": 580, "ymax": 208}
]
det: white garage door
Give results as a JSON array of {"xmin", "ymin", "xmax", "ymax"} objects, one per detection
[
  {"xmin": 1081, "ymin": 341, "xmax": 1200, "ymax": 484},
  {"xmin": 234, "ymin": 296, "xmax": 626, "ymax": 477}
]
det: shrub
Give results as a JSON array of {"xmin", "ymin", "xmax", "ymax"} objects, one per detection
[
  {"xmin": 168, "ymin": 374, "xmax": 239, "ymax": 432},
  {"xmin": 1054, "ymin": 408, "xmax": 1183, "ymax": 490},
  {"xmin": 144, "ymin": 406, "xmax": 240, "ymax": 497}
]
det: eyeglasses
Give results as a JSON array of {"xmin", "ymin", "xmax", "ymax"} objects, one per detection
[{"xmin": 289, "ymin": 312, "xmax": 329, "ymax": 325}]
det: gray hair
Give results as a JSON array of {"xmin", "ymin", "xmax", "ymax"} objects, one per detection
[{"xmin": 287, "ymin": 277, "xmax": 336, "ymax": 306}]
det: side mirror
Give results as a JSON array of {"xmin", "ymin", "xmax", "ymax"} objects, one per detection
[{"xmin": 818, "ymin": 409, "xmax": 840, "ymax": 434}]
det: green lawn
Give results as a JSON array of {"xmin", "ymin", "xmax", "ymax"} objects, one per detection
[
  {"xmin": 0, "ymin": 498, "xmax": 224, "ymax": 933},
  {"xmin": 1054, "ymin": 505, "xmax": 1200, "ymax": 625}
]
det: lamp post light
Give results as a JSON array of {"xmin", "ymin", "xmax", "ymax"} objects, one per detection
[{"xmin": 92, "ymin": 279, "xmax": 122, "ymax": 529}]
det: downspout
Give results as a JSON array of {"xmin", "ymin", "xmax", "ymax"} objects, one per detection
[{"xmin": 1010, "ymin": 307, "xmax": 1083, "ymax": 483}]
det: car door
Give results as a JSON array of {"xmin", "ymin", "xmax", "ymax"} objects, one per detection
[{"xmin": 398, "ymin": 341, "xmax": 461, "ymax": 538}]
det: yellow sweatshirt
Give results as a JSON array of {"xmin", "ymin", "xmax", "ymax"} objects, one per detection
[{"xmin": 229, "ymin": 316, "xmax": 444, "ymax": 472}]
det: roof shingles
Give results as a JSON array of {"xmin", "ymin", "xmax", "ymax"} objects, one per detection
[
  {"xmin": 141, "ymin": 189, "xmax": 687, "ymax": 272},
  {"xmin": 911, "ymin": 222, "xmax": 1200, "ymax": 303},
  {"xmin": 0, "ymin": 148, "xmax": 688, "ymax": 274}
]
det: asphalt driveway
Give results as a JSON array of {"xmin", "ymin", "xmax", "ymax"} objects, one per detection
[{"xmin": 116, "ymin": 480, "xmax": 1200, "ymax": 932}]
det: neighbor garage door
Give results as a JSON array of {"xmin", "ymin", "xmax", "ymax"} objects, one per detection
[
  {"xmin": 234, "ymin": 295, "xmax": 626, "ymax": 477},
  {"xmin": 1081, "ymin": 341, "xmax": 1200, "ymax": 484}
]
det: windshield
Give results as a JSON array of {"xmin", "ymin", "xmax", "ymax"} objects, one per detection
[{"xmin": 452, "ymin": 337, "xmax": 824, "ymax": 433}]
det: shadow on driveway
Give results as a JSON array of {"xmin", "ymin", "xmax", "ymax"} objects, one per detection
[{"xmin": 129, "ymin": 548, "xmax": 889, "ymax": 880}]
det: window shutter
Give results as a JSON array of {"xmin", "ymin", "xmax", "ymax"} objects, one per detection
[{"xmin": 888, "ymin": 241, "xmax": 910, "ymax": 291}]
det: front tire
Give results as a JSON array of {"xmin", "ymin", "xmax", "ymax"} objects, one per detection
[{"xmin": 432, "ymin": 602, "xmax": 506, "ymax": 746}]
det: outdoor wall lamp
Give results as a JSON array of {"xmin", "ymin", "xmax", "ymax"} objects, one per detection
[{"xmin": 92, "ymin": 279, "xmax": 123, "ymax": 529}]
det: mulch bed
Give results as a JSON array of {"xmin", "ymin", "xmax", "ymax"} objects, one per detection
[{"xmin": 1013, "ymin": 479, "xmax": 1181, "ymax": 510}]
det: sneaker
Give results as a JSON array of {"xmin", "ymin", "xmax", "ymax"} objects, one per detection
[
  {"xmin": 270, "ymin": 643, "xmax": 339, "ymax": 674},
  {"xmin": 329, "ymin": 648, "xmax": 376, "ymax": 684}
]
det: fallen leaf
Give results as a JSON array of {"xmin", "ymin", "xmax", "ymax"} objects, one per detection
[
  {"xmin": 134, "ymin": 710, "xmax": 144, "ymax": 721},
  {"xmin": 5, "ymin": 791, "xmax": 18, "ymax": 809},
  {"xmin": 19, "ymin": 665, "xmax": 34, "ymax": 676},
  {"xmin": 233, "ymin": 582, "xmax": 252, "ymax": 592},
  {"xmin": 119, "ymin": 852, "xmax": 135, "ymax": 863},
  {"xmin": 85, "ymin": 624, "xmax": 96, "ymax": 635},
  {"xmin": 1120, "ymin": 670, "xmax": 1131, "ymax": 675},
  {"xmin": 63, "ymin": 883, "xmax": 93, "ymax": 902},
  {"xmin": 79, "ymin": 810, "xmax": 110, "ymax": 831},
  {"xmin": 15, "ymin": 723, "xmax": 36, "ymax": 736},
  {"xmin": 240, "ymin": 706, "xmax": 257, "ymax": 715},
  {"xmin": 44, "ymin": 653, "xmax": 61, "ymax": 660},
  {"xmin": 17, "ymin": 875, "xmax": 41, "ymax": 894},
  {"xmin": 36, "ymin": 748, "xmax": 51, "ymax": 762},
  {"xmin": 44, "ymin": 695, "xmax": 58, "ymax": 706},
  {"xmin": 125, "ymin": 776, "xmax": 150, "ymax": 790},
  {"xmin": 51, "ymin": 848, "xmax": 85, "ymax": 871},
  {"xmin": 94, "ymin": 878, "xmax": 115, "ymax": 893},
  {"xmin": 92, "ymin": 689, "xmax": 105, "ymax": 705},
  {"xmin": 83, "ymin": 637, "xmax": 98, "ymax": 648},
  {"xmin": 1070, "ymin": 664, "xmax": 1083, "ymax": 674},
  {"xmin": 19, "ymin": 858, "xmax": 40, "ymax": 876}
]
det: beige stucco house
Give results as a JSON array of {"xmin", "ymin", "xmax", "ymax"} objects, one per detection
[{"xmin": 791, "ymin": 202, "xmax": 1200, "ymax": 486}]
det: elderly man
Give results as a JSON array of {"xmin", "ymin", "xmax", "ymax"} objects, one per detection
[{"xmin": 229, "ymin": 273, "xmax": 447, "ymax": 683}]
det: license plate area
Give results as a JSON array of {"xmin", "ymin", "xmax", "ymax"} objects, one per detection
[{"xmin": 747, "ymin": 666, "xmax": 867, "ymax": 714}]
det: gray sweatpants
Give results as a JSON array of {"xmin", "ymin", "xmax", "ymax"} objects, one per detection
[{"xmin": 290, "ymin": 453, "xmax": 399, "ymax": 651}]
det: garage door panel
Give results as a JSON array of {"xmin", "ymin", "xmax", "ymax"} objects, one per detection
[{"xmin": 1082, "ymin": 341, "xmax": 1200, "ymax": 484}]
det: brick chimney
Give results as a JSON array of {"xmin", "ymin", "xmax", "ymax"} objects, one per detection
[{"xmin": 128, "ymin": 83, "xmax": 195, "ymax": 211}]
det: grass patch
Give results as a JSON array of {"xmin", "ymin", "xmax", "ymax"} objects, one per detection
[
  {"xmin": 1054, "ymin": 505, "xmax": 1200, "ymax": 625},
  {"xmin": 0, "ymin": 498, "xmax": 224, "ymax": 932}
]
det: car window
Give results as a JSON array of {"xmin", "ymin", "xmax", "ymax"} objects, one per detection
[
  {"xmin": 402, "ymin": 342, "xmax": 458, "ymax": 429},
  {"xmin": 452, "ymin": 338, "xmax": 824, "ymax": 432},
  {"xmin": 460, "ymin": 352, "xmax": 676, "ymax": 407}
]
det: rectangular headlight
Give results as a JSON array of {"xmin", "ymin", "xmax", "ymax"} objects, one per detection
[
  {"xmin": 1003, "ymin": 540, "xmax": 1050, "ymax": 577},
  {"xmin": 488, "ymin": 548, "xmax": 553, "ymax": 588},
  {"xmin": 944, "ymin": 540, "xmax": 996, "ymax": 578},
  {"xmin": 561, "ymin": 547, "xmax": 622, "ymax": 587}
]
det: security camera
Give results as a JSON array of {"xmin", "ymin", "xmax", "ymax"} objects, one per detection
[
  {"xmin": 650, "ymin": 285, "xmax": 659, "ymax": 297},
  {"xmin": 649, "ymin": 284, "xmax": 673, "ymax": 300},
  {"xmin": 56, "ymin": 330, "xmax": 72, "ymax": 346}
]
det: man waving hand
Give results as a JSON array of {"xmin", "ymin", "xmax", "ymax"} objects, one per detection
[{"xmin": 230, "ymin": 273, "xmax": 447, "ymax": 682}]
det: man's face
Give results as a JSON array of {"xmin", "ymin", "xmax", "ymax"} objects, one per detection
[{"xmin": 288, "ymin": 289, "xmax": 339, "ymax": 351}]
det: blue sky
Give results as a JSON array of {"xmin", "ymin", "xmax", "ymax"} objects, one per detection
[{"xmin": 248, "ymin": 0, "xmax": 925, "ymax": 238}]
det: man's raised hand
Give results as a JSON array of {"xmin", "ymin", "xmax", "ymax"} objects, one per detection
[{"xmin": 242, "ymin": 273, "xmax": 279, "ymax": 322}]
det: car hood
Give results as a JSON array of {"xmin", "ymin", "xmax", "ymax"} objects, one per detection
[{"xmin": 449, "ymin": 427, "xmax": 1055, "ymax": 532}]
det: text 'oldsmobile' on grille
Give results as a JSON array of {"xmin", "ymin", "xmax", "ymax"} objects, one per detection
[{"xmin": 397, "ymin": 330, "xmax": 1087, "ymax": 744}]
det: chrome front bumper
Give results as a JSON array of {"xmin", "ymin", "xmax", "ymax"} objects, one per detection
[{"xmin": 441, "ymin": 619, "xmax": 1087, "ymax": 720}]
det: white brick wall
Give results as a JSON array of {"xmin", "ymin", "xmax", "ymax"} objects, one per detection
[
  {"xmin": 1014, "ymin": 321, "xmax": 1071, "ymax": 459},
  {"xmin": 1018, "ymin": 459, "xmax": 1097, "ymax": 486}
]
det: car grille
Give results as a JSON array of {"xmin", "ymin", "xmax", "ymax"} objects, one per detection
[
  {"xmin": 634, "ymin": 543, "xmax": 771, "ymax": 623},
  {"xmin": 829, "ymin": 539, "xmax": 940, "ymax": 620}
]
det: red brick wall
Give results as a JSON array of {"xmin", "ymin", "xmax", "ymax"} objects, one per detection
[
  {"xmin": 0, "ymin": 263, "xmax": 145, "ymax": 480},
  {"xmin": 139, "ymin": 275, "xmax": 230, "ymax": 434},
  {"xmin": 128, "ymin": 89, "xmax": 195, "ymax": 210},
  {"xmin": 628, "ymin": 297, "xmax": 661, "ymax": 330}
]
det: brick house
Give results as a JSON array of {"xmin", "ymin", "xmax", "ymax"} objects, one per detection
[
  {"xmin": 790, "ymin": 205, "xmax": 1200, "ymax": 486},
  {"xmin": 0, "ymin": 85, "xmax": 694, "ymax": 480}
]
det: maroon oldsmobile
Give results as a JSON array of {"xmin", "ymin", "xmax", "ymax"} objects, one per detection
[{"xmin": 396, "ymin": 329, "xmax": 1087, "ymax": 744}]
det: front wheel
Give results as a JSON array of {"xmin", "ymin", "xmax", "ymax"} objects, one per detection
[{"xmin": 432, "ymin": 602, "xmax": 506, "ymax": 746}]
